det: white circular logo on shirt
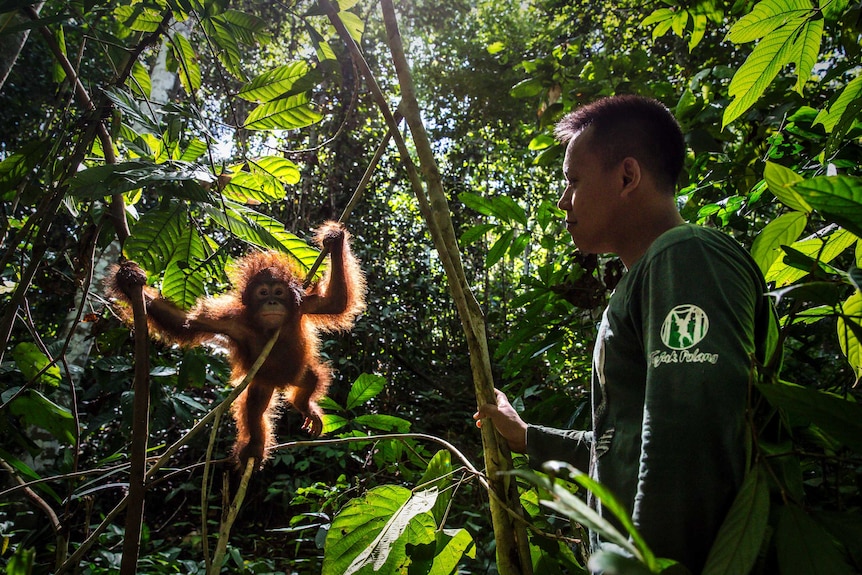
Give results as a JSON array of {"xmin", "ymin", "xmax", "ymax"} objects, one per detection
[{"xmin": 661, "ymin": 304, "xmax": 709, "ymax": 350}]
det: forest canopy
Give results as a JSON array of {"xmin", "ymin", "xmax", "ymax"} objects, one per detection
[{"xmin": 1, "ymin": 0, "xmax": 861, "ymax": 574}]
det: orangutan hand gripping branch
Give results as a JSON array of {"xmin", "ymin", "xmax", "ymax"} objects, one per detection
[{"xmin": 107, "ymin": 221, "xmax": 366, "ymax": 467}]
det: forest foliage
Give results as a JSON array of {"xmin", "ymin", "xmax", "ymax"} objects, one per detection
[{"xmin": 1, "ymin": 0, "xmax": 861, "ymax": 574}]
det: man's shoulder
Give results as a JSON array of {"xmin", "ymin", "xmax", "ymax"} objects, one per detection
[{"xmin": 648, "ymin": 224, "xmax": 746, "ymax": 259}]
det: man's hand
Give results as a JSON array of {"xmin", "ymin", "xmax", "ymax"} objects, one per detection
[{"xmin": 473, "ymin": 389, "xmax": 528, "ymax": 453}]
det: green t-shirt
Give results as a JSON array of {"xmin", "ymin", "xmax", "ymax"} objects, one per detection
[{"xmin": 528, "ymin": 224, "xmax": 778, "ymax": 572}]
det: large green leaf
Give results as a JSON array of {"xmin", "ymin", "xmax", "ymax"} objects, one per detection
[
  {"xmin": 346, "ymin": 373, "xmax": 386, "ymax": 410},
  {"xmin": 237, "ymin": 61, "xmax": 311, "ymax": 103},
  {"xmin": 12, "ymin": 342, "xmax": 61, "ymax": 388},
  {"xmin": 249, "ymin": 156, "xmax": 301, "ymax": 185},
  {"xmin": 170, "ymin": 30, "xmax": 202, "ymax": 95},
  {"xmin": 791, "ymin": 176, "xmax": 862, "ymax": 238},
  {"xmin": 814, "ymin": 75, "xmax": 862, "ymax": 133},
  {"xmin": 125, "ymin": 202, "xmax": 189, "ymax": 275},
  {"xmin": 775, "ymin": 505, "xmax": 855, "ymax": 575},
  {"xmin": 418, "ymin": 451, "xmax": 454, "ymax": 526},
  {"xmin": 837, "ymin": 290, "xmax": 862, "ymax": 383},
  {"xmin": 8, "ymin": 389, "xmax": 75, "ymax": 445},
  {"xmin": 766, "ymin": 228, "xmax": 856, "ymax": 287},
  {"xmin": 69, "ymin": 160, "xmax": 214, "ymax": 201},
  {"xmin": 202, "ymin": 202, "xmax": 320, "ymax": 270},
  {"xmin": 792, "ymin": 17, "xmax": 822, "ymax": 94},
  {"xmin": 764, "ymin": 161, "xmax": 811, "ymax": 213},
  {"xmin": 114, "ymin": 4, "xmax": 164, "ymax": 32},
  {"xmin": 725, "ymin": 0, "xmax": 812, "ymax": 44},
  {"xmin": 757, "ymin": 381, "xmax": 862, "ymax": 454},
  {"xmin": 221, "ymin": 171, "xmax": 283, "ymax": 205},
  {"xmin": 751, "ymin": 211, "xmax": 807, "ymax": 275},
  {"xmin": 159, "ymin": 228, "xmax": 213, "ymax": 310},
  {"xmin": 486, "ymin": 229, "xmax": 514, "ymax": 267},
  {"xmin": 323, "ymin": 485, "xmax": 438, "ymax": 575},
  {"xmin": 723, "ymin": 22, "xmax": 801, "ymax": 127},
  {"xmin": 243, "ymin": 93, "xmax": 324, "ymax": 130},
  {"xmin": 102, "ymin": 89, "xmax": 160, "ymax": 134},
  {"xmin": 702, "ymin": 465, "xmax": 770, "ymax": 575},
  {"xmin": 427, "ymin": 529, "xmax": 475, "ymax": 575}
]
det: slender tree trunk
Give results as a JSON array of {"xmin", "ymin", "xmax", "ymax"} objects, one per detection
[{"xmin": 323, "ymin": 2, "xmax": 533, "ymax": 573}]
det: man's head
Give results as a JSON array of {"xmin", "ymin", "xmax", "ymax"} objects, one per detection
[
  {"xmin": 555, "ymin": 95, "xmax": 686, "ymax": 265},
  {"xmin": 555, "ymin": 95, "xmax": 684, "ymax": 192}
]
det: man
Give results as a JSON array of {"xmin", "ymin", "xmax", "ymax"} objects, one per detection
[{"xmin": 475, "ymin": 95, "xmax": 778, "ymax": 573}]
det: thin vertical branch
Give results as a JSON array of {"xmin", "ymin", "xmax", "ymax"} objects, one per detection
[
  {"xmin": 322, "ymin": 1, "xmax": 532, "ymax": 573},
  {"xmin": 208, "ymin": 458, "xmax": 255, "ymax": 575},
  {"xmin": 119, "ymin": 282, "xmax": 150, "ymax": 575}
]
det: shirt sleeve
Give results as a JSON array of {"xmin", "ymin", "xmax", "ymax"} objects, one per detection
[
  {"xmin": 526, "ymin": 424, "xmax": 593, "ymax": 472},
  {"xmin": 630, "ymin": 239, "xmax": 757, "ymax": 572}
]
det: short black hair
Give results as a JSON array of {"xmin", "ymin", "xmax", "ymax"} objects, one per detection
[{"xmin": 555, "ymin": 95, "xmax": 685, "ymax": 191}]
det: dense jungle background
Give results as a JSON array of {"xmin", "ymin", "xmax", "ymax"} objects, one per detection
[{"xmin": 1, "ymin": 0, "xmax": 861, "ymax": 573}]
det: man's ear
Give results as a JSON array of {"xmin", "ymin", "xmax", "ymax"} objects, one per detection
[{"xmin": 619, "ymin": 157, "xmax": 641, "ymax": 196}]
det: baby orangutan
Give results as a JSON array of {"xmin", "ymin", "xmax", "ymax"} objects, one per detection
[{"xmin": 107, "ymin": 222, "xmax": 365, "ymax": 467}]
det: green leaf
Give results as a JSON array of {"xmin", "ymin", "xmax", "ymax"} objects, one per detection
[
  {"xmin": 641, "ymin": 8, "xmax": 674, "ymax": 29},
  {"xmin": 218, "ymin": 9, "xmax": 269, "ymax": 45},
  {"xmin": 792, "ymin": 176, "xmax": 862, "ymax": 238},
  {"xmin": 237, "ymin": 61, "xmax": 311, "ymax": 103},
  {"xmin": 766, "ymin": 228, "xmax": 856, "ymax": 286},
  {"xmin": 486, "ymin": 41, "xmax": 505, "ymax": 54},
  {"xmin": 244, "ymin": 93, "xmax": 324, "ymax": 130},
  {"xmin": 249, "ymin": 156, "xmax": 301, "ymax": 185},
  {"xmin": 103, "ymin": 89, "xmax": 160, "ymax": 135},
  {"xmin": 792, "ymin": 17, "xmax": 822, "ymax": 94},
  {"xmin": 588, "ymin": 551, "xmax": 654, "ymax": 575},
  {"xmin": 322, "ymin": 414, "xmax": 349, "ymax": 434},
  {"xmin": 125, "ymin": 202, "xmax": 189, "ymax": 277},
  {"xmin": 353, "ymin": 414, "xmax": 411, "ymax": 433},
  {"xmin": 702, "ymin": 465, "xmax": 770, "ymax": 575},
  {"xmin": 427, "ymin": 529, "xmax": 475, "ymax": 575},
  {"xmin": 838, "ymin": 290, "xmax": 862, "ymax": 383},
  {"xmin": 418, "ymin": 451, "xmax": 454, "ymax": 526},
  {"xmin": 12, "ymin": 342, "xmax": 61, "ymax": 388},
  {"xmin": 764, "ymin": 161, "xmax": 810, "ymax": 213},
  {"xmin": 201, "ymin": 17, "xmax": 245, "ymax": 81},
  {"xmin": 510, "ymin": 464, "xmax": 646, "ymax": 565},
  {"xmin": 346, "ymin": 373, "xmax": 386, "ymax": 410},
  {"xmin": 171, "ymin": 30, "xmax": 202, "ymax": 94},
  {"xmin": 221, "ymin": 171, "xmax": 283, "ymax": 205},
  {"xmin": 460, "ymin": 223, "xmax": 497, "ymax": 246},
  {"xmin": 528, "ymin": 133, "xmax": 556, "ymax": 151},
  {"xmin": 725, "ymin": 0, "xmax": 812, "ymax": 43},
  {"xmin": 723, "ymin": 22, "xmax": 801, "ymax": 127},
  {"xmin": 126, "ymin": 60, "xmax": 152, "ymax": 98},
  {"xmin": 486, "ymin": 229, "xmax": 514, "ymax": 267},
  {"xmin": 8, "ymin": 389, "xmax": 75, "ymax": 445},
  {"xmin": 814, "ymin": 75, "xmax": 862, "ymax": 155},
  {"xmin": 336, "ymin": 10, "xmax": 364, "ymax": 44},
  {"xmin": 751, "ymin": 211, "xmax": 807, "ymax": 275},
  {"xmin": 757, "ymin": 381, "xmax": 862, "ymax": 453},
  {"xmin": 459, "ymin": 192, "xmax": 496, "ymax": 216},
  {"xmin": 202, "ymin": 202, "xmax": 320, "ymax": 270},
  {"xmin": 69, "ymin": 160, "xmax": 213, "ymax": 201},
  {"xmin": 510, "ymin": 77, "xmax": 543, "ymax": 99},
  {"xmin": 323, "ymin": 486, "xmax": 438, "ymax": 575},
  {"xmin": 775, "ymin": 505, "xmax": 855, "ymax": 575},
  {"xmin": 114, "ymin": 4, "xmax": 164, "ymax": 32},
  {"xmin": 159, "ymin": 230, "xmax": 213, "ymax": 310}
]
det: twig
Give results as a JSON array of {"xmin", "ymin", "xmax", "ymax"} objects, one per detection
[{"xmin": 208, "ymin": 458, "xmax": 255, "ymax": 575}]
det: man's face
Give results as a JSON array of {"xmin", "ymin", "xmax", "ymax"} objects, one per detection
[{"xmin": 557, "ymin": 126, "xmax": 621, "ymax": 254}]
